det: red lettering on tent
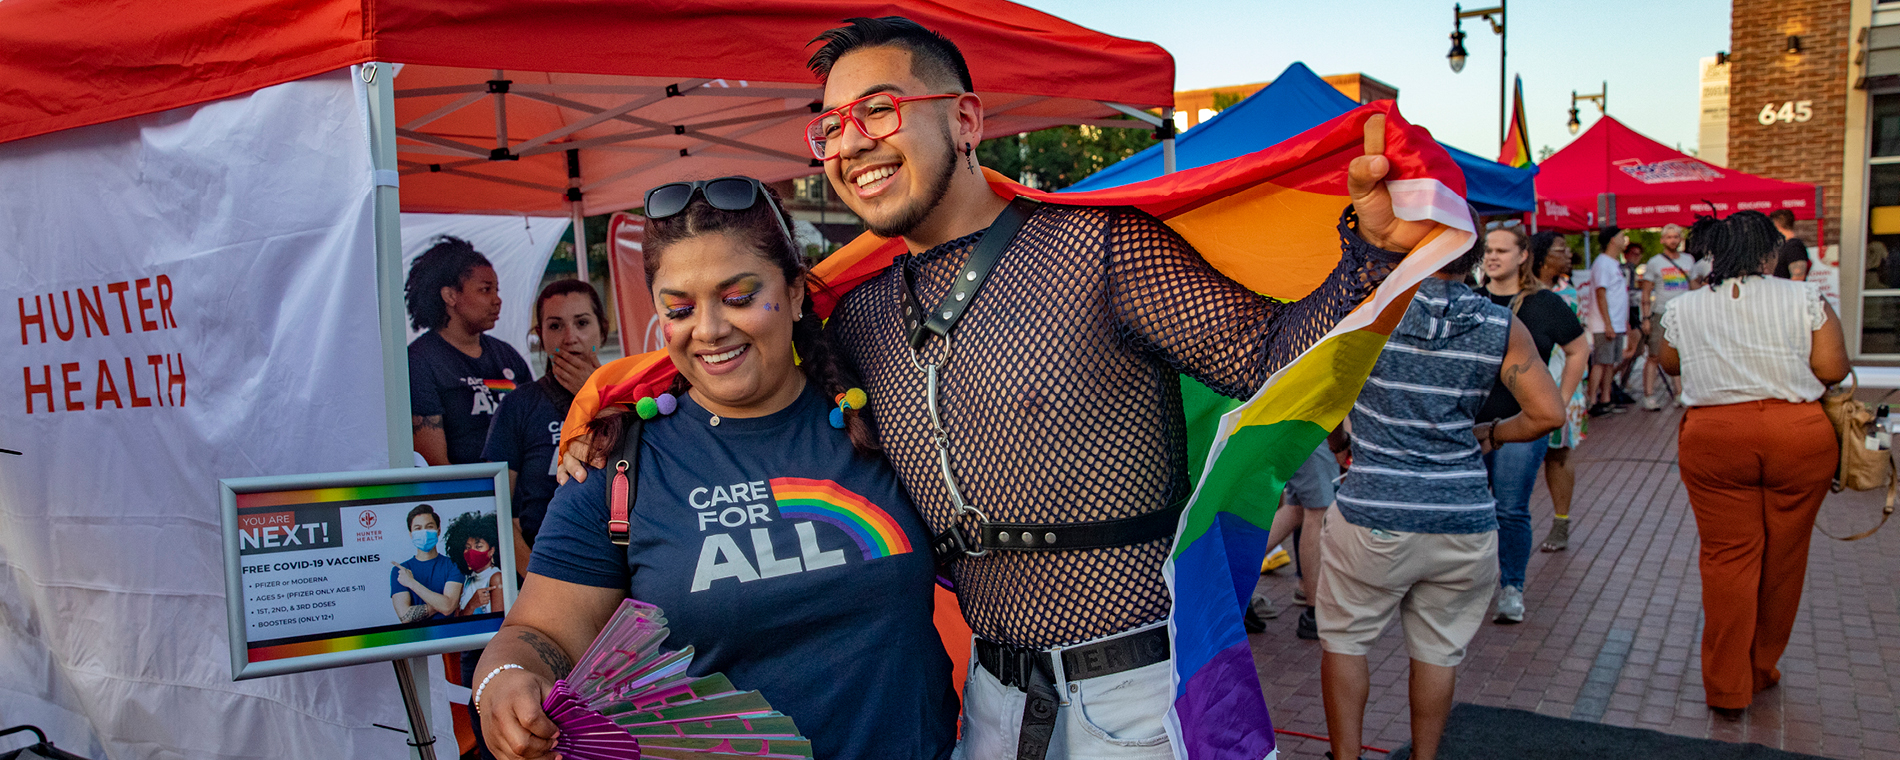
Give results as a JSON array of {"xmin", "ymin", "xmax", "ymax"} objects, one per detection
[
  {"xmin": 145, "ymin": 355, "xmax": 166, "ymax": 406},
  {"xmin": 135, "ymin": 278, "xmax": 158, "ymax": 332},
  {"xmin": 124, "ymin": 357, "xmax": 151, "ymax": 408},
  {"xmin": 60, "ymin": 361, "xmax": 83, "ymax": 411},
  {"xmin": 78, "ymin": 286, "xmax": 110, "ymax": 338},
  {"xmin": 23, "ymin": 365, "xmax": 53, "ymax": 413},
  {"xmin": 106, "ymin": 281, "xmax": 132, "ymax": 333},
  {"xmin": 166, "ymin": 353, "xmax": 186, "ymax": 406},
  {"xmin": 49, "ymin": 291, "xmax": 75, "ymax": 341},
  {"xmin": 156, "ymin": 275, "xmax": 177, "ymax": 329},
  {"xmin": 94, "ymin": 359, "xmax": 122, "ymax": 409},
  {"xmin": 18, "ymin": 295, "xmax": 44, "ymax": 345}
]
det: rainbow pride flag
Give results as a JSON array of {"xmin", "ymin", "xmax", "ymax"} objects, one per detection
[
  {"xmin": 562, "ymin": 100, "xmax": 1474, "ymax": 760},
  {"xmin": 1499, "ymin": 75, "xmax": 1534, "ymax": 169}
]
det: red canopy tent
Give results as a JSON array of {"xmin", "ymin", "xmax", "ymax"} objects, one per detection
[
  {"xmin": 0, "ymin": 0, "xmax": 1175, "ymax": 217},
  {"xmin": 1532, "ymin": 115, "xmax": 1820, "ymax": 239}
]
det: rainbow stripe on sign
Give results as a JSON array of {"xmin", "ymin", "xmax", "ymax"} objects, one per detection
[
  {"xmin": 234, "ymin": 478, "xmax": 493, "ymax": 509},
  {"xmin": 247, "ymin": 616, "xmax": 501, "ymax": 662},
  {"xmin": 769, "ymin": 477, "xmax": 912, "ymax": 560}
]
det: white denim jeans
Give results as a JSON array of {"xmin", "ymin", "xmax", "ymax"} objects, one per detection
[{"xmin": 953, "ymin": 620, "xmax": 1177, "ymax": 760}]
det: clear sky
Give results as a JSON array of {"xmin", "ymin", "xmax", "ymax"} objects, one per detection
[{"xmin": 1014, "ymin": 0, "xmax": 1731, "ymax": 160}]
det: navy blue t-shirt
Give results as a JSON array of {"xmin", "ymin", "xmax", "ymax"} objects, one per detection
[
  {"xmin": 530, "ymin": 387, "xmax": 955, "ymax": 760},
  {"xmin": 482, "ymin": 378, "xmax": 567, "ymax": 542},
  {"xmin": 409, "ymin": 331, "xmax": 533, "ymax": 465},
  {"xmin": 389, "ymin": 554, "xmax": 462, "ymax": 621}
]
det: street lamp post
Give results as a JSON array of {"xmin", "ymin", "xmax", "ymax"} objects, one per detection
[
  {"xmin": 1568, "ymin": 83, "xmax": 1608, "ymax": 135},
  {"xmin": 1449, "ymin": 1, "xmax": 1507, "ymax": 145}
]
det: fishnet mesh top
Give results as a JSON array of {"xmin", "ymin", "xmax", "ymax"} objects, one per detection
[{"xmin": 828, "ymin": 203, "xmax": 1404, "ymax": 648}]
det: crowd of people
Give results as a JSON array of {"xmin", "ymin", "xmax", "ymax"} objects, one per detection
[{"xmin": 382, "ymin": 15, "xmax": 1850, "ymax": 760}]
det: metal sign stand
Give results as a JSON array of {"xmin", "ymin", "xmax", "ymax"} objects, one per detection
[{"xmin": 393, "ymin": 657, "xmax": 440, "ymax": 760}]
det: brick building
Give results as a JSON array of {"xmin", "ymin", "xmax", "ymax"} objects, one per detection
[{"xmin": 1729, "ymin": 0, "xmax": 1900, "ymax": 357}]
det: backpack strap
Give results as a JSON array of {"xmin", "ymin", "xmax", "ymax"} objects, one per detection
[{"xmin": 607, "ymin": 416, "xmax": 644, "ymax": 547}]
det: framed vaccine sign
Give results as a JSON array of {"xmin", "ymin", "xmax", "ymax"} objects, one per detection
[{"xmin": 220, "ymin": 464, "xmax": 516, "ymax": 679}]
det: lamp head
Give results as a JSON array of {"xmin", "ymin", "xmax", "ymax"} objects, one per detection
[
  {"xmin": 1567, "ymin": 106, "xmax": 1581, "ymax": 135},
  {"xmin": 1448, "ymin": 29, "xmax": 1469, "ymax": 73}
]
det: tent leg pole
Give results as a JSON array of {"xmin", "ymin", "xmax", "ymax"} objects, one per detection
[
  {"xmin": 1162, "ymin": 107, "xmax": 1177, "ymax": 175},
  {"xmin": 572, "ymin": 203, "xmax": 589, "ymax": 283},
  {"xmin": 568, "ymin": 148, "xmax": 588, "ymax": 283},
  {"xmin": 365, "ymin": 61, "xmax": 433, "ymax": 760},
  {"xmin": 364, "ymin": 62, "xmax": 415, "ymax": 469}
]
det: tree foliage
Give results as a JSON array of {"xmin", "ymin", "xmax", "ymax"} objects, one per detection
[{"xmin": 977, "ymin": 119, "xmax": 1157, "ymax": 191}]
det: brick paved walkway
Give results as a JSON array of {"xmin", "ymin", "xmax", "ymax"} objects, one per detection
[{"xmin": 1250, "ymin": 405, "xmax": 1900, "ymax": 759}]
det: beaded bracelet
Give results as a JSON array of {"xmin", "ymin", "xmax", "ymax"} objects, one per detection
[{"xmin": 472, "ymin": 663, "xmax": 525, "ymax": 716}]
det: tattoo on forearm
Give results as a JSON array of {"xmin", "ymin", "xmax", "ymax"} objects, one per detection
[
  {"xmin": 412, "ymin": 415, "xmax": 444, "ymax": 433},
  {"xmin": 399, "ymin": 604, "xmax": 431, "ymax": 623},
  {"xmin": 518, "ymin": 630, "xmax": 573, "ymax": 678}
]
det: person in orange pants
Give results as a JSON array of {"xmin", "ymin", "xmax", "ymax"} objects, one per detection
[
  {"xmin": 1659, "ymin": 210, "xmax": 1850, "ymax": 719},
  {"xmin": 1676, "ymin": 400, "xmax": 1836, "ymax": 711}
]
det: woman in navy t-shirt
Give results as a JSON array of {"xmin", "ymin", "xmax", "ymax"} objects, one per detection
[
  {"xmin": 472, "ymin": 180, "xmax": 956, "ymax": 760},
  {"xmin": 483, "ymin": 279, "xmax": 607, "ymax": 548}
]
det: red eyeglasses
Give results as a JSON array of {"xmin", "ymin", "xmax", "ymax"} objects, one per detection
[{"xmin": 805, "ymin": 92, "xmax": 960, "ymax": 161}]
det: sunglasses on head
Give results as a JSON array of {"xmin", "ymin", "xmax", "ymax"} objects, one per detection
[{"xmin": 644, "ymin": 176, "xmax": 797, "ymax": 253}]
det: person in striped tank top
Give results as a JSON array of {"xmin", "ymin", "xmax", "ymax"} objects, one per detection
[{"xmin": 1317, "ymin": 233, "xmax": 1564, "ymax": 760}]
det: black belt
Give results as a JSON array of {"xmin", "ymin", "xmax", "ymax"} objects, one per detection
[
  {"xmin": 931, "ymin": 501, "xmax": 1186, "ymax": 583},
  {"xmin": 975, "ymin": 626, "xmax": 1172, "ymax": 760},
  {"xmin": 976, "ymin": 625, "xmax": 1172, "ymax": 691}
]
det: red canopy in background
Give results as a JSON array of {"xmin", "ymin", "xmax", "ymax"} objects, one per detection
[
  {"xmin": 0, "ymin": 0, "xmax": 1175, "ymax": 215},
  {"xmin": 1533, "ymin": 116, "xmax": 1819, "ymax": 234}
]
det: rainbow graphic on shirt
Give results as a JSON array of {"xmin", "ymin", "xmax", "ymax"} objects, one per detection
[
  {"xmin": 483, "ymin": 379, "xmax": 517, "ymax": 392},
  {"xmin": 768, "ymin": 477, "xmax": 912, "ymax": 560}
]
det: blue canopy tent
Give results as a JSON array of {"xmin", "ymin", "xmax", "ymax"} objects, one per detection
[{"xmin": 1065, "ymin": 62, "xmax": 1538, "ymax": 216}]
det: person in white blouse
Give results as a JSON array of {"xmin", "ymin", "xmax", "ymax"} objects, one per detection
[{"xmin": 1658, "ymin": 211, "xmax": 1849, "ymax": 721}]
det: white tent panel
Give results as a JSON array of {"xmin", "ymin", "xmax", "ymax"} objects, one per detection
[{"xmin": 0, "ymin": 70, "xmax": 433, "ymax": 759}]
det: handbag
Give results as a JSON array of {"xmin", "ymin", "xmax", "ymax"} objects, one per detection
[{"xmin": 1818, "ymin": 370, "xmax": 1896, "ymax": 540}]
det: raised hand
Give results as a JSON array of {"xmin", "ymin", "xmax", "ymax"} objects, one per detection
[
  {"xmin": 1346, "ymin": 114, "xmax": 1437, "ymax": 253},
  {"xmin": 550, "ymin": 346, "xmax": 601, "ymax": 396}
]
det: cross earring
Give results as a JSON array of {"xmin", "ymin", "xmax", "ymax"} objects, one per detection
[{"xmin": 965, "ymin": 143, "xmax": 975, "ymax": 173}]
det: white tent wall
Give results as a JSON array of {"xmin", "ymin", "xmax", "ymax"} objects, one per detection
[
  {"xmin": 400, "ymin": 214, "xmax": 569, "ymax": 369},
  {"xmin": 0, "ymin": 69, "xmax": 437, "ymax": 759}
]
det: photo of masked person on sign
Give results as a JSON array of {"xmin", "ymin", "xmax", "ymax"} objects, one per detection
[
  {"xmin": 446, "ymin": 510, "xmax": 507, "ymax": 617},
  {"xmin": 390, "ymin": 504, "xmax": 465, "ymax": 623}
]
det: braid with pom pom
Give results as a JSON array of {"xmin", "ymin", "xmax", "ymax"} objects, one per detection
[{"xmin": 792, "ymin": 288, "xmax": 879, "ymax": 457}]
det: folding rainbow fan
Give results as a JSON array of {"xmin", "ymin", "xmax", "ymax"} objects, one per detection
[{"xmin": 542, "ymin": 599, "xmax": 812, "ymax": 759}]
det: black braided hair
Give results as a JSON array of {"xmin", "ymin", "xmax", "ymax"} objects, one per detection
[
  {"xmin": 404, "ymin": 236, "xmax": 493, "ymax": 331},
  {"xmin": 1703, "ymin": 211, "xmax": 1784, "ymax": 287},
  {"xmin": 589, "ymin": 180, "xmax": 879, "ymax": 459},
  {"xmin": 1684, "ymin": 213, "xmax": 1721, "ymax": 262}
]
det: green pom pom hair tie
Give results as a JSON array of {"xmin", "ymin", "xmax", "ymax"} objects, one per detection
[
  {"xmin": 829, "ymin": 388, "xmax": 867, "ymax": 429},
  {"xmin": 634, "ymin": 392, "xmax": 679, "ymax": 420}
]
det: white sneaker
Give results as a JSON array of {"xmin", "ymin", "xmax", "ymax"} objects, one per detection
[
  {"xmin": 1642, "ymin": 395, "xmax": 1664, "ymax": 411},
  {"xmin": 1495, "ymin": 586, "xmax": 1525, "ymax": 624}
]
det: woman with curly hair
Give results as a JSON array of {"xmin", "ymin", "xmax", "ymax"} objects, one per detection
[
  {"xmin": 444, "ymin": 510, "xmax": 505, "ymax": 616},
  {"xmin": 406, "ymin": 236, "xmax": 533, "ymax": 466}
]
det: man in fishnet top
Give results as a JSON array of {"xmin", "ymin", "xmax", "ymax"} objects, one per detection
[{"xmin": 568, "ymin": 16, "xmax": 1434, "ymax": 759}]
